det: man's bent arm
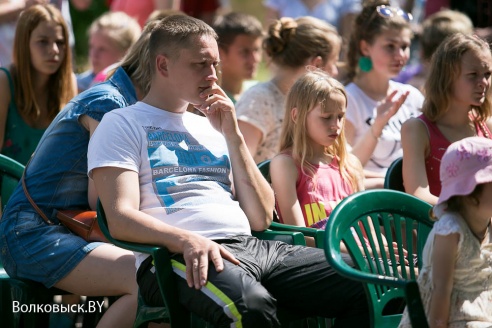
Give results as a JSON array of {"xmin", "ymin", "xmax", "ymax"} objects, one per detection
[
  {"xmin": 92, "ymin": 166, "xmax": 239, "ymax": 289},
  {"xmin": 225, "ymin": 130, "xmax": 275, "ymax": 231},
  {"xmin": 199, "ymin": 84, "xmax": 275, "ymax": 231}
]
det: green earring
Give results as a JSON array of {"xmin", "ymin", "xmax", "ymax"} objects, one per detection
[{"xmin": 358, "ymin": 56, "xmax": 373, "ymax": 72}]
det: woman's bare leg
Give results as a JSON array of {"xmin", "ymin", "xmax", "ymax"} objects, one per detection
[{"xmin": 54, "ymin": 244, "xmax": 138, "ymax": 328}]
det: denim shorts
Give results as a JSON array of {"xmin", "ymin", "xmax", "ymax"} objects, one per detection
[{"xmin": 0, "ymin": 205, "xmax": 104, "ymax": 288}]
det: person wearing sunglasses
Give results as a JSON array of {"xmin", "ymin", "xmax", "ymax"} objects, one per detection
[{"xmin": 343, "ymin": 0, "xmax": 424, "ymax": 189}]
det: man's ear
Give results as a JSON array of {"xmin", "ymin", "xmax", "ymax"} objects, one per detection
[
  {"xmin": 156, "ymin": 54, "xmax": 169, "ymax": 77},
  {"xmin": 291, "ymin": 107, "xmax": 298, "ymax": 123}
]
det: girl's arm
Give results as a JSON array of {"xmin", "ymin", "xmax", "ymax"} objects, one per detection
[
  {"xmin": 485, "ymin": 117, "xmax": 492, "ymax": 137},
  {"xmin": 346, "ymin": 90, "xmax": 409, "ymax": 167},
  {"xmin": 0, "ymin": 1, "xmax": 25, "ymax": 24},
  {"xmin": 429, "ymin": 233, "xmax": 459, "ymax": 328},
  {"xmin": 0, "ymin": 69, "xmax": 12, "ymax": 150},
  {"xmin": 80, "ymin": 114, "xmax": 101, "ymax": 210},
  {"xmin": 270, "ymin": 154, "xmax": 305, "ymax": 226},
  {"xmin": 345, "ymin": 119, "xmax": 380, "ymax": 167},
  {"xmin": 401, "ymin": 118, "xmax": 438, "ymax": 205},
  {"xmin": 237, "ymin": 120, "xmax": 262, "ymax": 159}
]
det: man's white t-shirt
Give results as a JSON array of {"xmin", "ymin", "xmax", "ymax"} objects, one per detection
[{"xmin": 88, "ymin": 102, "xmax": 251, "ymax": 269}]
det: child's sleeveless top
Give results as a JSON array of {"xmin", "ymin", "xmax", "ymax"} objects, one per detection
[
  {"xmin": 0, "ymin": 67, "xmax": 45, "ymax": 165},
  {"xmin": 276, "ymin": 154, "xmax": 353, "ymax": 229},
  {"xmin": 418, "ymin": 114, "xmax": 491, "ymax": 197}
]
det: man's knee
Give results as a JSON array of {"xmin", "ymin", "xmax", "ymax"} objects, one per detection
[{"xmin": 240, "ymin": 286, "xmax": 280, "ymax": 327}]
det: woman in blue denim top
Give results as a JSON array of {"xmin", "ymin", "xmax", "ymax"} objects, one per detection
[{"xmin": 0, "ymin": 17, "xmax": 159, "ymax": 327}]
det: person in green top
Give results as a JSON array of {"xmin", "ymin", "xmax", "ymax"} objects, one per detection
[
  {"xmin": 212, "ymin": 12, "xmax": 264, "ymax": 104},
  {"xmin": 0, "ymin": 4, "xmax": 76, "ymax": 165}
]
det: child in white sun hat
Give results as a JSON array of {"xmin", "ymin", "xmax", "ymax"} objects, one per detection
[{"xmin": 399, "ymin": 136, "xmax": 492, "ymax": 328}]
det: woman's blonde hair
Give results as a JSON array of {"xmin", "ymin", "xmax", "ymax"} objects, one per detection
[
  {"xmin": 89, "ymin": 11, "xmax": 141, "ymax": 54},
  {"xmin": 113, "ymin": 17, "xmax": 162, "ymax": 95},
  {"xmin": 422, "ymin": 33, "xmax": 492, "ymax": 122},
  {"xmin": 279, "ymin": 70, "xmax": 362, "ymax": 192},
  {"xmin": 263, "ymin": 16, "xmax": 340, "ymax": 69},
  {"xmin": 11, "ymin": 4, "xmax": 74, "ymax": 122}
]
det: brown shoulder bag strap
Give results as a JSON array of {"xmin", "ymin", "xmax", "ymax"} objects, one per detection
[{"xmin": 21, "ymin": 155, "xmax": 54, "ymax": 225}]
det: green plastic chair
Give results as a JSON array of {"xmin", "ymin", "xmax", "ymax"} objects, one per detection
[
  {"xmin": 257, "ymin": 159, "xmax": 272, "ymax": 183},
  {"xmin": 0, "ymin": 154, "xmax": 25, "ymax": 211},
  {"xmin": 97, "ymin": 200, "xmax": 308, "ymax": 327},
  {"xmin": 0, "ymin": 154, "xmax": 114, "ymax": 327},
  {"xmin": 0, "ymin": 154, "xmax": 71, "ymax": 327},
  {"xmin": 384, "ymin": 157, "xmax": 405, "ymax": 192},
  {"xmin": 97, "ymin": 200, "xmax": 190, "ymax": 328},
  {"xmin": 324, "ymin": 189, "xmax": 432, "ymax": 328}
]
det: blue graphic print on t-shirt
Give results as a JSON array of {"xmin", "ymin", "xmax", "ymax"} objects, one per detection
[{"xmin": 146, "ymin": 127, "xmax": 232, "ymax": 214}]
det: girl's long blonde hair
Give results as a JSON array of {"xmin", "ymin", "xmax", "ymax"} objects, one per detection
[
  {"xmin": 11, "ymin": 4, "xmax": 75, "ymax": 123},
  {"xmin": 279, "ymin": 70, "xmax": 362, "ymax": 192}
]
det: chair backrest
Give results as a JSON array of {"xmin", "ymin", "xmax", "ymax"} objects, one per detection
[
  {"xmin": 0, "ymin": 154, "xmax": 25, "ymax": 210},
  {"xmin": 324, "ymin": 189, "xmax": 432, "ymax": 328},
  {"xmin": 384, "ymin": 157, "xmax": 404, "ymax": 192},
  {"xmin": 257, "ymin": 159, "xmax": 271, "ymax": 183}
]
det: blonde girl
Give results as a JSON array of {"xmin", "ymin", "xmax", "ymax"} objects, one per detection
[
  {"xmin": 401, "ymin": 33, "xmax": 492, "ymax": 205},
  {"xmin": 0, "ymin": 3, "xmax": 76, "ymax": 165},
  {"xmin": 344, "ymin": 0, "xmax": 424, "ymax": 189},
  {"xmin": 236, "ymin": 16, "xmax": 341, "ymax": 163},
  {"xmin": 270, "ymin": 70, "xmax": 364, "ymax": 231},
  {"xmin": 76, "ymin": 11, "xmax": 141, "ymax": 92}
]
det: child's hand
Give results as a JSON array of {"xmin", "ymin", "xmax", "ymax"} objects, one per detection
[
  {"xmin": 389, "ymin": 242, "xmax": 409, "ymax": 265},
  {"xmin": 372, "ymin": 90, "xmax": 410, "ymax": 135}
]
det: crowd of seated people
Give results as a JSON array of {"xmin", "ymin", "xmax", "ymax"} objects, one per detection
[{"xmin": 1, "ymin": 0, "xmax": 491, "ymax": 326}]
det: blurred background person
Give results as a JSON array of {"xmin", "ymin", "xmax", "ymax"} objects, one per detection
[
  {"xmin": 344, "ymin": 0, "xmax": 423, "ymax": 189},
  {"xmin": 0, "ymin": 3, "xmax": 76, "ymax": 165},
  {"xmin": 236, "ymin": 16, "xmax": 341, "ymax": 163},
  {"xmin": 76, "ymin": 10, "xmax": 141, "ymax": 92},
  {"xmin": 395, "ymin": 9, "xmax": 474, "ymax": 92},
  {"xmin": 213, "ymin": 11, "xmax": 264, "ymax": 104}
]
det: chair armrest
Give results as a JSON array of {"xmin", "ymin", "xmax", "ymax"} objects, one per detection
[
  {"xmin": 252, "ymin": 229, "xmax": 306, "ymax": 246},
  {"xmin": 269, "ymin": 222, "xmax": 324, "ymax": 248},
  {"xmin": 96, "ymin": 201, "xmax": 164, "ymax": 255}
]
